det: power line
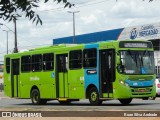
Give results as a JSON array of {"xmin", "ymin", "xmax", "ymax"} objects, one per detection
[
  {"xmin": 35, "ymin": 0, "xmax": 97, "ymax": 12},
  {"xmin": 74, "ymin": 0, "xmax": 105, "ymax": 6},
  {"xmin": 35, "ymin": 0, "xmax": 111, "ymax": 13},
  {"xmin": 76, "ymin": 0, "xmax": 111, "ymax": 8}
]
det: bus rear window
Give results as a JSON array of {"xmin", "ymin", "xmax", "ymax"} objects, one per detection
[
  {"xmin": 6, "ymin": 58, "xmax": 10, "ymax": 73},
  {"xmin": 43, "ymin": 53, "xmax": 54, "ymax": 71},
  {"xmin": 32, "ymin": 54, "xmax": 42, "ymax": 72},
  {"xmin": 21, "ymin": 55, "xmax": 31, "ymax": 72},
  {"xmin": 83, "ymin": 48, "xmax": 97, "ymax": 68},
  {"xmin": 69, "ymin": 50, "xmax": 82, "ymax": 69}
]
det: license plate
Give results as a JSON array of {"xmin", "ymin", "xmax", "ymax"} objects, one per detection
[{"xmin": 138, "ymin": 89, "xmax": 146, "ymax": 92}]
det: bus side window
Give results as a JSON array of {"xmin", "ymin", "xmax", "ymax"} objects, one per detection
[
  {"xmin": 6, "ymin": 58, "xmax": 10, "ymax": 73},
  {"xmin": 83, "ymin": 48, "xmax": 97, "ymax": 68},
  {"xmin": 21, "ymin": 55, "xmax": 31, "ymax": 72},
  {"xmin": 69, "ymin": 50, "xmax": 82, "ymax": 69},
  {"xmin": 32, "ymin": 54, "xmax": 42, "ymax": 72},
  {"xmin": 43, "ymin": 53, "xmax": 54, "ymax": 71}
]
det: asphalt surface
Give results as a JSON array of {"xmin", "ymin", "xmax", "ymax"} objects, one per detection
[{"xmin": 0, "ymin": 92, "xmax": 160, "ymax": 111}]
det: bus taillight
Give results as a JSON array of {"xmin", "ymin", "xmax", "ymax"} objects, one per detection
[{"xmin": 157, "ymin": 84, "xmax": 160, "ymax": 88}]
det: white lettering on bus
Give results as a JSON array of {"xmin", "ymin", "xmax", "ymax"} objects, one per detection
[{"xmin": 30, "ymin": 76, "xmax": 40, "ymax": 81}]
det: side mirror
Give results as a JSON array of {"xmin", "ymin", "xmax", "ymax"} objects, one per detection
[{"xmin": 116, "ymin": 56, "xmax": 120, "ymax": 65}]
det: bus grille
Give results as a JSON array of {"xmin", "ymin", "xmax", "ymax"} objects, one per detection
[{"xmin": 130, "ymin": 87, "xmax": 152, "ymax": 95}]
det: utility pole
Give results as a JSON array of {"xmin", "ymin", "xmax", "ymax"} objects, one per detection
[
  {"xmin": 68, "ymin": 11, "xmax": 80, "ymax": 43},
  {"xmin": 0, "ymin": 23, "xmax": 13, "ymax": 54},
  {"xmin": 3, "ymin": 30, "xmax": 10, "ymax": 54},
  {"xmin": 13, "ymin": 17, "xmax": 18, "ymax": 53}
]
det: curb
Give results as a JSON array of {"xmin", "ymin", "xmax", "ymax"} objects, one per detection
[{"xmin": 0, "ymin": 97, "xmax": 10, "ymax": 100}]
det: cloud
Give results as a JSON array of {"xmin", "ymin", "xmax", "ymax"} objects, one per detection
[
  {"xmin": 81, "ymin": 14, "xmax": 98, "ymax": 24},
  {"xmin": 109, "ymin": 0, "xmax": 160, "ymax": 19}
]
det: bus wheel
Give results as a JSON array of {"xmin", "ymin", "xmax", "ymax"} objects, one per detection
[
  {"xmin": 119, "ymin": 98, "xmax": 132, "ymax": 105},
  {"xmin": 89, "ymin": 87, "xmax": 102, "ymax": 105},
  {"xmin": 149, "ymin": 97, "xmax": 156, "ymax": 100},
  {"xmin": 31, "ymin": 89, "xmax": 47, "ymax": 105}
]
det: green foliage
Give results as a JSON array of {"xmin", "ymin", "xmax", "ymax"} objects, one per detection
[{"xmin": 0, "ymin": 0, "xmax": 73, "ymax": 25}]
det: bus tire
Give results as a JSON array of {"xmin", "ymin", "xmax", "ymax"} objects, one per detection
[
  {"xmin": 149, "ymin": 97, "xmax": 156, "ymax": 100},
  {"xmin": 31, "ymin": 89, "xmax": 47, "ymax": 105},
  {"xmin": 119, "ymin": 98, "xmax": 132, "ymax": 105},
  {"xmin": 89, "ymin": 87, "xmax": 102, "ymax": 105}
]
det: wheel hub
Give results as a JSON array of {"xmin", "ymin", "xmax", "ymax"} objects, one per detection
[{"xmin": 91, "ymin": 92, "xmax": 97, "ymax": 101}]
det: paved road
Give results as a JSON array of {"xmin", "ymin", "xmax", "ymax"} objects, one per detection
[{"xmin": 0, "ymin": 92, "xmax": 160, "ymax": 111}]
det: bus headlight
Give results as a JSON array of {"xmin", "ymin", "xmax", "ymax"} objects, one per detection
[
  {"xmin": 119, "ymin": 80, "xmax": 129, "ymax": 87},
  {"xmin": 119, "ymin": 80, "xmax": 124, "ymax": 85}
]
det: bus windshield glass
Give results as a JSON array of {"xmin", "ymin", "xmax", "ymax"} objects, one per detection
[{"xmin": 119, "ymin": 50, "xmax": 154, "ymax": 75}]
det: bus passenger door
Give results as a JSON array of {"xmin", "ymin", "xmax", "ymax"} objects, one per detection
[
  {"xmin": 11, "ymin": 59, "xmax": 20, "ymax": 97},
  {"xmin": 56, "ymin": 54, "xmax": 69, "ymax": 98},
  {"xmin": 99, "ymin": 49, "xmax": 115, "ymax": 98}
]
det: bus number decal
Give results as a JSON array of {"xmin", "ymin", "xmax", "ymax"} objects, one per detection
[{"xmin": 87, "ymin": 70, "xmax": 97, "ymax": 74}]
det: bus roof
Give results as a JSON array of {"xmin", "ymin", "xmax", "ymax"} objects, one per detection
[{"xmin": 4, "ymin": 40, "xmax": 152, "ymax": 57}]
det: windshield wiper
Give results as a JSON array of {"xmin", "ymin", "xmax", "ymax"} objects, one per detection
[{"xmin": 143, "ymin": 50, "xmax": 149, "ymax": 56}]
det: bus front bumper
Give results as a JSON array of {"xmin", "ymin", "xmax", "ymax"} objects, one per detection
[{"xmin": 113, "ymin": 84, "xmax": 156, "ymax": 99}]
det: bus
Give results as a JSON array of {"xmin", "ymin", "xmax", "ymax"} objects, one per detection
[{"xmin": 4, "ymin": 40, "xmax": 156, "ymax": 105}]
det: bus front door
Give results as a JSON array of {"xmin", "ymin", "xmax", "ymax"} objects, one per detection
[
  {"xmin": 100, "ymin": 49, "xmax": 115, "ymax": 98},
  {"xmin": 56, "ymin": 54, "xmax": 69, "ymax": 98},
  {"xmin": 11, "ymin": 59, "xmax": 20, "ymax": 97}
]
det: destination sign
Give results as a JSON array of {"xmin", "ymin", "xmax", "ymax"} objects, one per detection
[{"xmin": 119, "ymin": 41, "xmax": 152, "ymax": 48}]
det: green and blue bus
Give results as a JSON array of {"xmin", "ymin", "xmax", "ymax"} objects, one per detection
[{"xmin": 4, "ymin": 40, "xmax": 156, "ymax": 105}]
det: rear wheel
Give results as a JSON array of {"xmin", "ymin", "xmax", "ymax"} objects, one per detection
[
  {"xmin": 89, "ymin": 87, "xmax": 102, "ymax": 105},
  {"xmin": 119, "ymin": 98, "xmax": 132, "ymax": 105},
  {"xmin": 31, "ymin": 89, "xmax": 47, "ymax": 105}
]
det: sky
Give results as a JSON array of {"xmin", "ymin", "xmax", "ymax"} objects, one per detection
[{"xmin": 0, "ymin": 0, "xmax": 160, "ymax": 61}]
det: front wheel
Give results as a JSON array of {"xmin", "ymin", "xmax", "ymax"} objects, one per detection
[
  {"xmin": 119, "ymin": 98, "xmax": 132, "ymax": 105},
  {"xmin": 149, "ymin": 97, "xmax": 156, "ymax": 100},
  {"xmin": 89, "ymin": 87, "xmax": 102, "ymax": 105}
]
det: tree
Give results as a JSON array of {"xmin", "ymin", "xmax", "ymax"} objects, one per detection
[{"xmin": 0, "ymin": 0, "xmax": 73, "ymax": 25}]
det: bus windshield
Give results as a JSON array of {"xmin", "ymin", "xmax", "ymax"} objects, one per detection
[{"xmin": 119, "ymin": 50, "xmax": 154, "ymax": 75}]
